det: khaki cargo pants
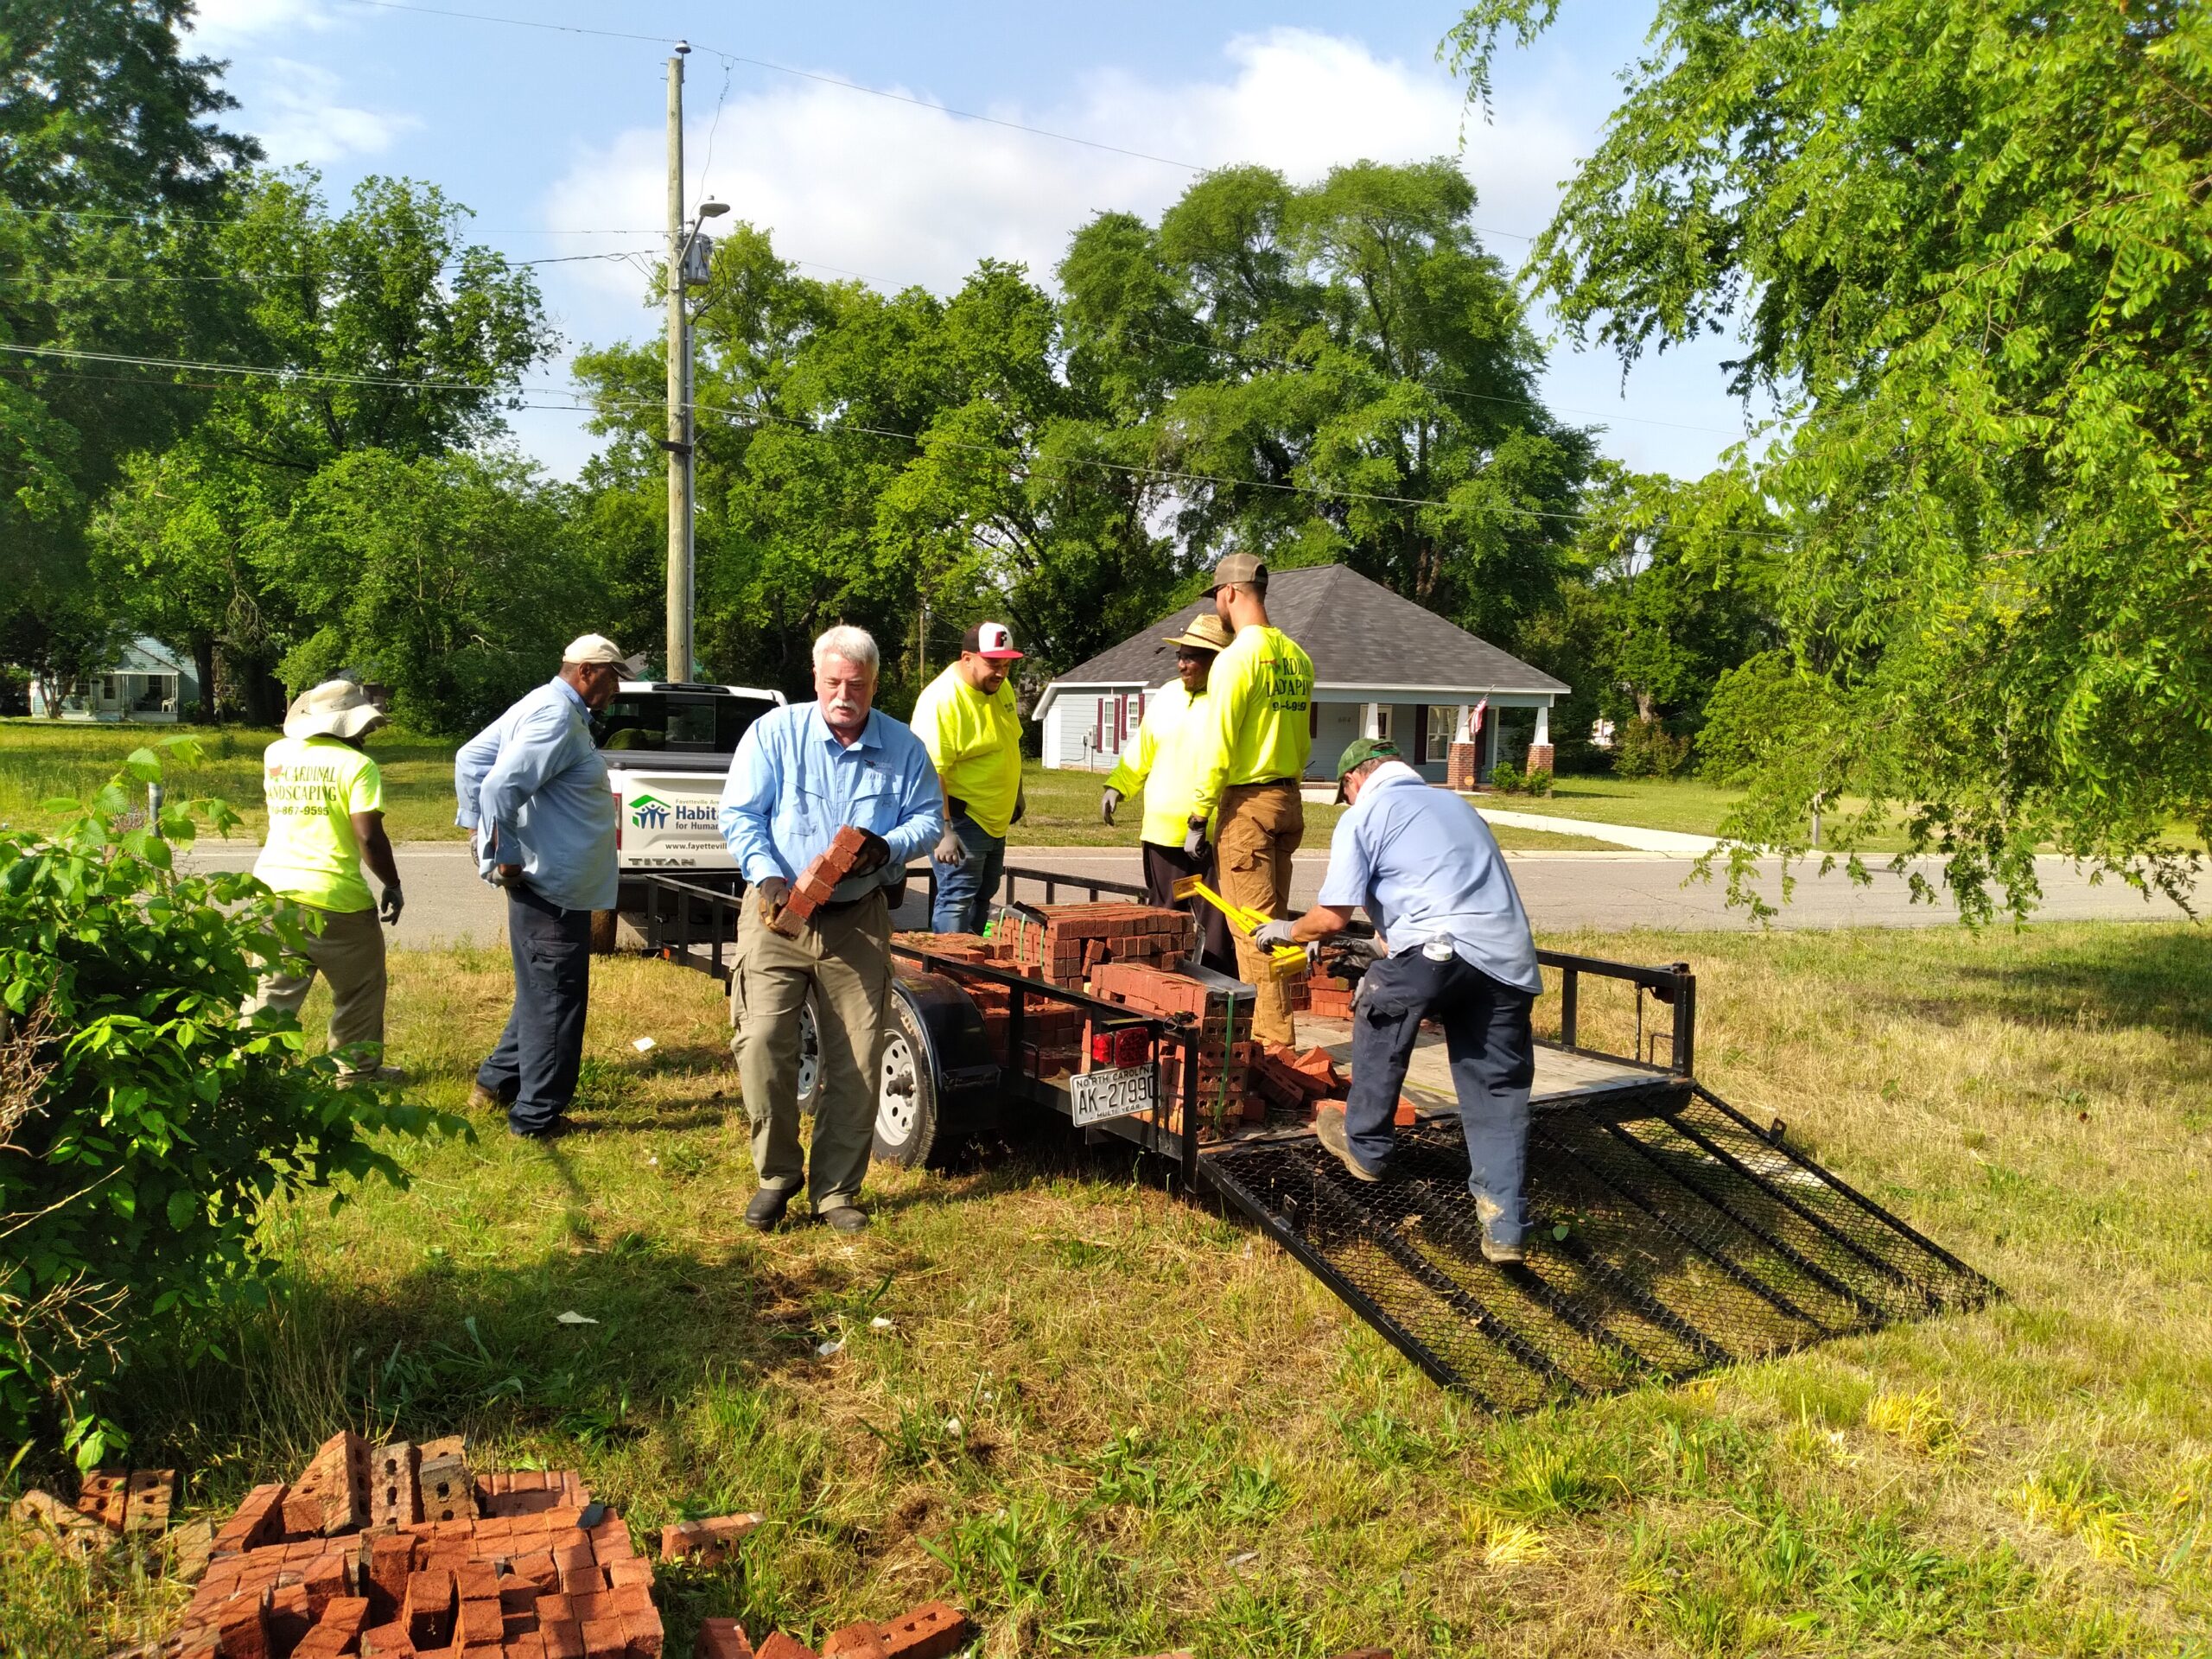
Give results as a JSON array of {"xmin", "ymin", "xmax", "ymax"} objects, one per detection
[
  {"xmin": 1217, "ymin": 779, "xmax": 1304, "ymax": 1046},
  {"xmin": 245, "ymin": 902, "xmax": 388, "ymax": 1071},
  {"xmin": 734, "ymin": 889, "xmax": 891, "ymax": 1210}
]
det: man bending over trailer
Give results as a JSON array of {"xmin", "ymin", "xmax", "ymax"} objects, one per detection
[
  {"xmin": 1253, "ymin": 738, "xmax": 1543, "ymax": 1263},
  {"xmin": 717, "ymin": 626, "xmax": 943, "ymax": 1234}
]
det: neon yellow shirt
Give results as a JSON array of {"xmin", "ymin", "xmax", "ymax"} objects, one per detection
[
  {"xmin": 1189, "ymin": 624, "xmax": 1315, "ymax": 817},
  {"xmin": 910, "ymin": 665, "xmax": 1024, "ymax": 839},
  {"xmin": 1104, "ymin": 681, "xmax": 1220, "ymax": 847},
  {"xmin": 252, "ymin": 735, "xmax": 383, "ymax": 912}
]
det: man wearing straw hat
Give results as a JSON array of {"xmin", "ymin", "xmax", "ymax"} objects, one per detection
[
  {"xmin": 1101, "ymin": 612, "xmax": 1236, "ymax": 974},
  {"xmin": 454, "ymin": 635, "xmax": 627, "ymax": 1139},
  {"xmin": 245, "ymin": 679, "xmax": 405, "ymax": 1081}
]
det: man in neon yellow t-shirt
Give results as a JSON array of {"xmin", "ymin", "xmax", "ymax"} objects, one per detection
[
  {"xmin": 1183, "ymin": 553, "xmax": 1316, "ymax": 1045},
  {"xmin": 245, "ymin": 679, "xmax": 406, "ymax": 1079},
  {"xmin": 909, "ymin": 620, "xmax": 1025, "ymax": 934}
]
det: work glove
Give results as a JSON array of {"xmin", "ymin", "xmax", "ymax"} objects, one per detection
[
  {"xmin": 753, "ymin": 875, "xmax": 790, "ymax": 921},
  {"xmin": 1100, "ymin": 787, "xmax": 1122, "ymax": 826},
  {"xmin": 932, "ymin": 827, "xmax": 968, "ymax": 868},
  {"xmin": 1012, "ymin": 787, "xmax": 1027, "ymax": 825},
  {"xmin": 850, "ymin": 830, "xmax": 892, "ymax": 875},
  {"xmin": 1252, "ymin": 918, "xmax": 1298, "ymax": 950},
  {"xmin": 378, "ymin": 886, "xmax": 405, "ymax": 925},
  {"xmin": 1183, "ymin": 823, "xmax": 1209, "ymax": 860}
]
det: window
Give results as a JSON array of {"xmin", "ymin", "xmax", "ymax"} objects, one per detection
[
  {"xmin": 1371, "ymin": 704, "xmax": 1393, "ymax": 742},
  {"xmin": 1427, "ymin": 705, "xmax": 1458, "ymax": 763}
]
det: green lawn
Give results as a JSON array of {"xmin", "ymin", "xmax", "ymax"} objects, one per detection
[
  {"xmin": 0, "ymin": 724, "xmax": 1613, "ymax": 855},
  {"xmin": 1510, "ymin": 776, "xmax": 1748, "ymax": 837},
  {"xmin": 0, "ymin": 719, "xmax": 467, "ymax": 842},
  {"xmin": 9, "ymin": 922, "xmax": 2210, "ymax": 1656}
]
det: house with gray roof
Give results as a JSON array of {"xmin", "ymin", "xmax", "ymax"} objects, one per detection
[{"xmin": 1032, "ymin": 563, "xmax": 1567, "ymax": 784}]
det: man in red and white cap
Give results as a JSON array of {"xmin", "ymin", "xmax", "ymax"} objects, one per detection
[{"xmin": 909, "ymin": 620, "xmax": 1027, "ymax": 934}]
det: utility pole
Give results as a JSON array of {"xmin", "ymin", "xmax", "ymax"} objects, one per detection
[{"xmin": 664, "ymin": 42, "xmax": 691, "ymax": 683}]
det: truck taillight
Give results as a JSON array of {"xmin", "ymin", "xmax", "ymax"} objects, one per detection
[{"xmin": 1090, "ymin": 1027, "xmax": 1152, "ymax": 1068}]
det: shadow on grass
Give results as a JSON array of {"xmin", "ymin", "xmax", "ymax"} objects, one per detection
[{"xmin": 1870, "ymin": 926, "xmax": 2212, "ymax": 1046}]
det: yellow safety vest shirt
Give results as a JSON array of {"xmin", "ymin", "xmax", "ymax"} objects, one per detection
[
  {"xmin": 252, "ymin": 734, "xmax": 383, "ymax": 912},
  {"xmin": 1103, "ymin": 681, "xmax": 1220, "ymax": 848},
  {"xmin": 1189, "ymin": 624, "xmax": 1315, "ymax": 818},
  {"xmin": 910, "ymin": 664, "xmax": 1024, "ymax": 839}
]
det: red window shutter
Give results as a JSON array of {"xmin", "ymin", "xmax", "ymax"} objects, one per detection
[{"xmin": 1095, "ymin": 699, "xmax": 1103, "ymax": 752}]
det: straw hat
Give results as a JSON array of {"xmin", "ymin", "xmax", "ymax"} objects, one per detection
[
  {"xmin": 1162, "ymin": 613, "xmax": 1233, "ymax": 653},
  {"xmin": 283, "ymin": 679, "xmax": 386, "ymax": 741}
]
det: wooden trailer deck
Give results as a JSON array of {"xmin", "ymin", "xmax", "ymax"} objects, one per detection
[{"xmin": 1294, "ymin": 1015, "xmax": 1684, "ymax": 1116}]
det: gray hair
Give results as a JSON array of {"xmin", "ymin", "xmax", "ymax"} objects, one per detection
[{"xmin": 812, "ymin": 624, "xmax": 879, "ymax": 676}]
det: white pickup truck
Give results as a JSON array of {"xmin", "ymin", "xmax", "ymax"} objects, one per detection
[{"xmin": 594, "ymin": 680, "xmax": 785, "ymax": 945}]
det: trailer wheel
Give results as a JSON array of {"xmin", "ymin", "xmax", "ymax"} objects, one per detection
[{"xmin": 872, "ymin": 993, "xmax": 938, "ymax": 1169}]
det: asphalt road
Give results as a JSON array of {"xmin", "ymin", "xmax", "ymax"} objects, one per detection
[{"xmin": 178, "ymin": 842, "xmax": 2195, "ymax": 950}]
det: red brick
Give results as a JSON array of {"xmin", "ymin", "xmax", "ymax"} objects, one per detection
[
  {"xmin": 581, "ymin": 1616, "xmax": 629, "ymax": 1659},
  {"xmin": 658, "ymin": 1510, "xmax": 762, "ymax": 1567},
  {"xmin": 123, "ymin": 1467, "xmax": 178, "ymax": 1536},
  {"xmin": 269, "ymin": 1582, "xmax": 315, "ymax": 1650},
  {"xmin": 406, "ymin": 1565, "xmax": 457, "ymax": 1648},
  {"xmin": 818, "ymin": 1623, "xmax": 888, "ymax": 1659},
  {"xmin": 874, "ymin": 1602, "xmax": 973, "ymax": 1659},
  {"xmin": 753, "ymin": 1637, "xmax": 817, "ymax": 1659},
  {"xmin": 417, "ymin": 1437, "xmax": 475, "ymax": 1524},
  {"xmin": 621, "ymin": 1600, "xmax": 665, "ymax": 1658},
  {"xmin": 512, "ymin": 1550, "xmax": 559, "ymax": 1593},
  {"xmin": 562, "ymin": 1563, "xmax": 611, "ymax": 1595},
  {"xmin": 75, "ymin": 1468, "xmax": 130, "ymax": 1532},
  {"xmin": 541, "ymin": 1620, "xmax": 585, "ymax": 1659},
  {"xmin": 359, "ymin": 1620, "xmax": 413, "ymax": 1657},
  {"xmin": 1395, "ymin": 1096, "xmax": 1419, "ymax": 1127},
  {"xmin": 284, "ymin": 1431, "xmax": 372, "ymax": 1536},
  {"xmin": 507, "ymin": 1637, "xmax": 550, "ymax": 1659},
  {"xmin": 213, "ymin": 1599, "xmax": 270, "ymax": 1659},
  {"xmin": 537, "ymin": 1594, "xmax": 575, "ymax": 1624},
  {"xmin": 316, "ymin": 1594, "xmax": 372, "ymax": 1642},
  {"xmin": 369, "ymin": 1440, "xmax": 422, "ymax": 1529},
  {"xmin": 695, "ymin": 1620, "xmax": 753, "ymax": 1659}
]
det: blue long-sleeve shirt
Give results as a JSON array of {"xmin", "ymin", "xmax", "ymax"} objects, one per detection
[
  {"xmin": 454, "ymin": 677, "xmax": 619, "ymax": 913},
  {"xmin": 718, "ymin": 702, "xmax": 943, "ymax": 901}
]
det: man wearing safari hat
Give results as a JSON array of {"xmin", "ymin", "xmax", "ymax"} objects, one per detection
[
  {"xmin": 245, "ymin": 679, "xmax": 405, "ymax": 1080},
  {"xmin": 453, "ymin": 635, "xmax": 627, "ymax": 1139},
  {"xmin": 1102, "ymin": 612, "xmax": 1236, "ymax": 973},
  {"xmin": 1183, "ymin": 553, "xmax": 1316, "ymax": 1044},
  {"xmin": 1254, "ymin": 738, "xmax": 1544, "ymax": 1262},
  {"xmin": 910, "ymin": 620, "xmax": 1027, "ymax": 935}
]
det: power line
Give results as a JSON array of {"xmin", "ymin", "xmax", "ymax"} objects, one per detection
[{"xmin": 0, "ymin": 248, "xmax": 661, "ymax": 286}]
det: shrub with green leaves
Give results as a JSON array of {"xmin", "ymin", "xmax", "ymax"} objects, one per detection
[
  {"xmin": 1489, "ymin": 761, "xmax": 1523, "ymax": 793},
  {"xmin": 0, "ymin": 741, "xmax": 455, "ymax": 1466}
]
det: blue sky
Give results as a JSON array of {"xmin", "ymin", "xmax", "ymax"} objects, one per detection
[{"xmin": 187, "ymin": 0, "xmax": 1758, "ymax": 481}]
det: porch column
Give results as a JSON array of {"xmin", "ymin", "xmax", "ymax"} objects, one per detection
[
  {"xmin": 1446, "ymin": 702, "xmax": 1478, "ymax": 791},
  {"xmin": 1527, "ymin": 698, "xmax": 1555, "ymax": 779},
  {"xmin": 1363, "ymin": 701, "xmax": 1382, "ymax": 739}
]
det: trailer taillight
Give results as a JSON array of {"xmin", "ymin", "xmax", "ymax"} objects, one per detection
[{"xmin": 1090, "ymin": 1027, "xmax": 1152, "ymax": 1068}]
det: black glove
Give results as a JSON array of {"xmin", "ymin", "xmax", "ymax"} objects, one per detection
[
  {"xmin": 851, "ymin": 830, "xmax": 892, "ymax": 875},
  {"xmin": 1012, "ymin": 786, "xmax": 1027, "ymax": 825},
  {"xmin": 378, "ymin": 886, "xmax": 405, "ymax": 925},
  {"xmin": 1183, "ymin": 823, "xmax": 1208, "ymax": 860},
  {"xmin": 753, "ymin": 875, "xmax": 790, "ymax": 920}
]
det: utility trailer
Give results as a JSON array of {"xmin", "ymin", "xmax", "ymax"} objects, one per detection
[{"xmin": 630, "ymin": 864, "xmax": 1993, "ymax": 1411}]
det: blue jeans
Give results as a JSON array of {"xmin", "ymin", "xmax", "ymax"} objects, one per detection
[
  {"xmin": 1344, "ymin": 950, "xmax": 1536, "ymax": 1246},
  {"xmin": 931, "ymin": 816, "xmax": 1006, "ymax": 936},
  {"xmin": 478, "ymin": 884, "xmax": 592, "ymax": 1134}
]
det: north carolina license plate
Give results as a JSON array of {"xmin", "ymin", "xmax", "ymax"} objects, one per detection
[{"xmin": 1070, "ymin": 1063, "xmax": 1158, "ymax": 1126}]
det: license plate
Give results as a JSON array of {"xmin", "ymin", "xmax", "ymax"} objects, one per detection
[{"xmin": 1070, "ymin": 1063, "xmax": 1157, "ymax": 1126}]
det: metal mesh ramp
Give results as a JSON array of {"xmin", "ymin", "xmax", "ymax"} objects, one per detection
[{"xmin": 1200, "ymin": 1086, "xmax": 1995, "ymax": 1412}]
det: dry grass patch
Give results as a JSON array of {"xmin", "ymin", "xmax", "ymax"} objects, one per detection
[{"xmin": 5, "ymin": 923, "xmax": 2210, "ymax": 1657}]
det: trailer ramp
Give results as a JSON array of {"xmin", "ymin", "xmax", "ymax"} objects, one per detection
[{"xmin": 1200, "ymin": 1085, "xmax": 1994, "ymax": 1412}]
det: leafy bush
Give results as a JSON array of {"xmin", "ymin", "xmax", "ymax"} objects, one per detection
[
  {"xmin": 1522, "ymin": 766, "xmax": 1554, "ymax": 796},
  {"xmin": 1489, "ymin": 761, "xmax": 1523, "ymax": 793},
  {"xmin": 1612, "ymin": 717, "xmax": 1693, "ymax": 779},
  {"xmin": 1698, "ymin": 652, "xmax": 1834, "ymax": 785},
  {"xmin": 0, "ymin": 742, "xmax": 457, "ymax": 1465}
]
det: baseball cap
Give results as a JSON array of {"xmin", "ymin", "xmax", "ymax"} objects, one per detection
[
  {"xmin": 962, "ymin": 621, "xmax": 1024, "ymax": 662},
  {"xmin": 562, "ymin": 633, "xmax": 626, "ymax": 665},
  {"xmin": 1334, "ymin": 736, "xmax": 1402, "ymax": 801},
  {"xmin": 1162, "ymin": 613, "xmax": 1233, "ymax": 652},
  {"xmin": 1210, "ymin": 552, "xmax": 1268, "ymax": 591}
]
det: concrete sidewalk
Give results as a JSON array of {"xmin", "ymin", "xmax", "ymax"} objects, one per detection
[{"xmin": 1474, "ymin": 807, "xmax": 1721, "ymax": 856}]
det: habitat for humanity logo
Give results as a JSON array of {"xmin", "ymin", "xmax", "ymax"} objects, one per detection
[{"xmin": 630, "ymin": 793, "xmax": 671, "ymax": 830}]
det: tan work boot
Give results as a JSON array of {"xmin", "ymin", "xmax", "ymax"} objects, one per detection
[
  {"xmin": 1313, "ymin": 1105, "xmax": 1382, "ymax": 1182},
  {"xmin": 467, "ymin": 1083, "xmax": 505, "ymax": 1114}
]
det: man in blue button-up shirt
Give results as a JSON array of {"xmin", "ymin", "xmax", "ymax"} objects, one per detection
[
  {"xmin": 720, "ymin": 625, "xmax": 942, "ymax": 1232},
  {"xmin": 1255, "ymin": 738, "xmax": 1543, "ymax": 1263},
  {"xmin": 454, "ymin": 634, "xmax": 625, "ymax": 1140}
]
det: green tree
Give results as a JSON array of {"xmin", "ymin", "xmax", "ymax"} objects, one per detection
[
  {"xmin": 1449, "ymin": 0, "xmax": 2211, "ymax": 918},
  {"xmin": 272, "ymin": 449, "xmax": 601, "ymax": 734},
  {"xmin": 0, "ymin": 0, "xmax": 258, "ymax": 694}
]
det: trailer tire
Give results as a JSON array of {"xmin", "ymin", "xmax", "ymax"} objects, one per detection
[
  {"xmin": 871, "ymin": 991, "xmax": 939, "ymax": 1169},
  {"xmin": 588, "ymin": 907, "xmax": 619, "ymax": 955}
]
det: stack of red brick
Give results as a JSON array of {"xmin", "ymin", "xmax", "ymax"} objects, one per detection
[
  {"xmin": 889, "ymin": 931, "xmax": 1089, "ymax": 1079},
  {"xmin": 1090, "ymin": 963, "xmax": 1254, "ymax": 1134},
  {"xmin": 766, "ymin": 828, "xmax": 871, "ymax": 938},
  {"xmin": 143, "ymin": 1433, "xmax": 659, "ymax": 1659},
  {"xmin": 996, "ymin": 905, "xmax": 1195, "ymax": 986},
  {"xmin": 1305, "ymin": 972, "xmax": 1357, "ymax": 1020}
]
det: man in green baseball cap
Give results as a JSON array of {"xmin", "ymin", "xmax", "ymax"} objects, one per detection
[{"xmin": 1250, "ymin": 733, "xmax": 1545, "ymax": 1262}]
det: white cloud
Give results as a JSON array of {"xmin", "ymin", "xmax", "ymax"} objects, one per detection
[
  {"xmin": 188, "ymin": 0, "xmax": 334, "ymax": 47},
  {"xmin": 540, "ymin": 29, "xmax": 1578, "ymax": 316},
  {"xmin": 246, "ymin": 57, "xmax": 419, "ymax": 166}
]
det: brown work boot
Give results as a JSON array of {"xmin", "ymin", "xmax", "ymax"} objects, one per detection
[
  {"xmin": 467, "ymin": 1083, "xmax": 506, "ymax": 1114},
  {"xmin": 1474, "ymin": 1192, "xmax": 1526, "ymax": 1263},
  {"xmin": 1313, "ymin": 1105, "xmax": 1382, "ymax": 1182}
]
